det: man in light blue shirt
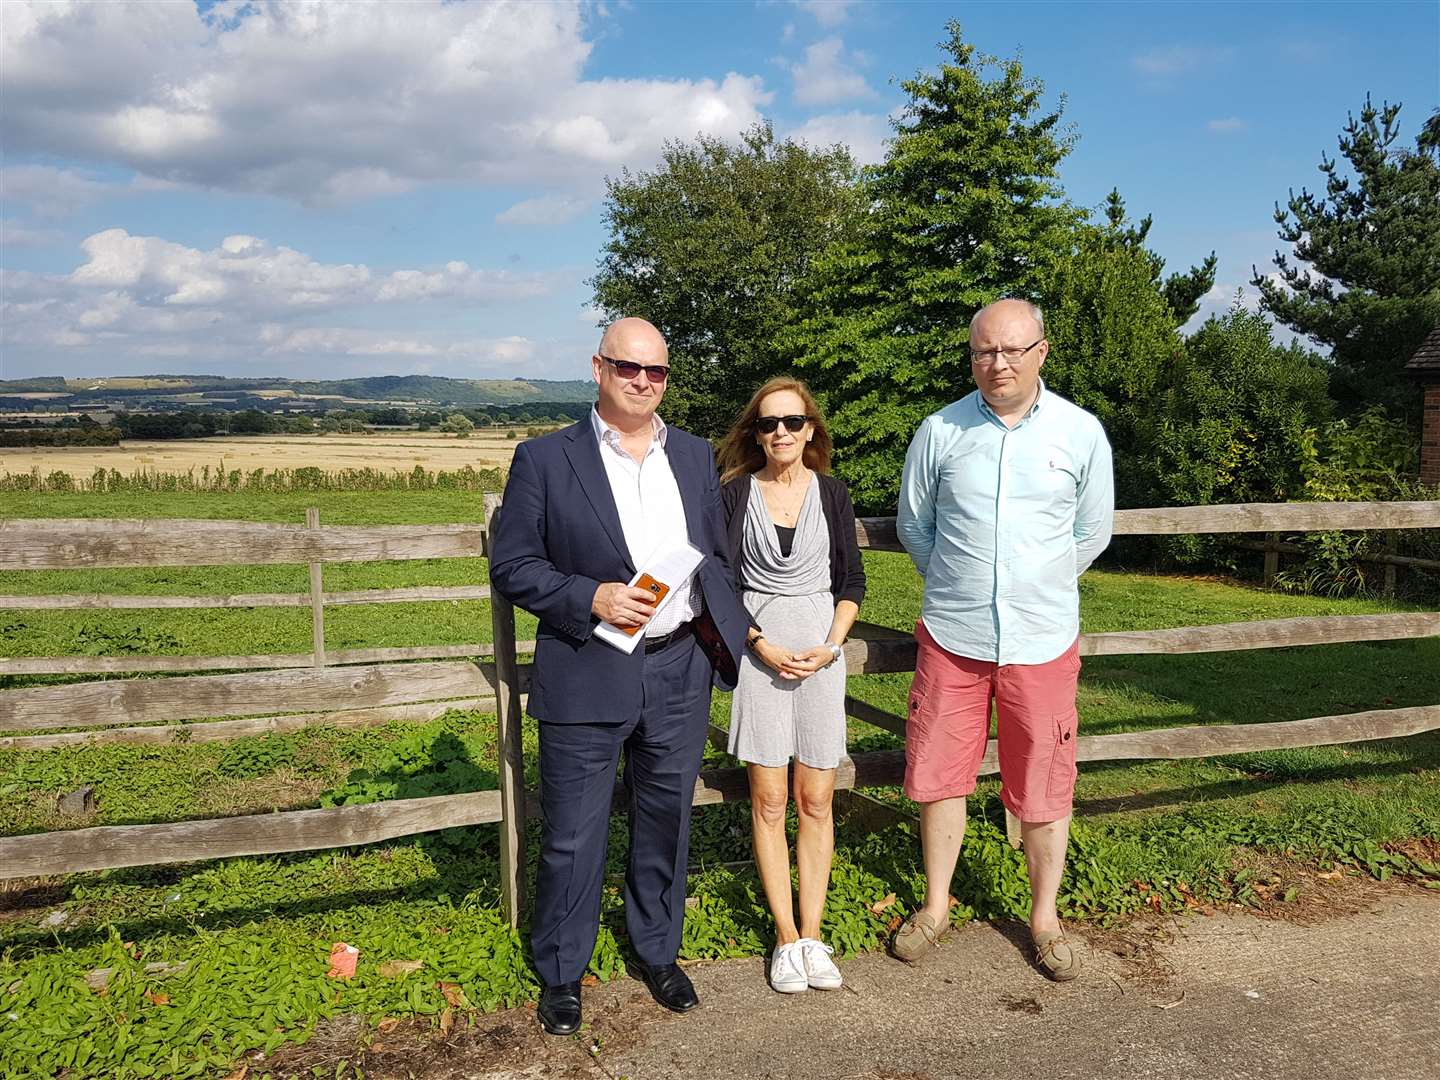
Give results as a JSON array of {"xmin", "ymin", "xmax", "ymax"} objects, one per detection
[{"xmin": 890, "ymin": 299, "xmax": 1113, "ymax": 981}]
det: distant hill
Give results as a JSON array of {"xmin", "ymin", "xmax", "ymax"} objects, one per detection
[{"xmin": 0, "ymin": 374, "xmax": 597, "ymax": 406}]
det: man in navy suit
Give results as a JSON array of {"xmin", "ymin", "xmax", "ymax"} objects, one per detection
[{"xmin": 489, "ymin": 317, "xmax": 748, "ymax": 1035}]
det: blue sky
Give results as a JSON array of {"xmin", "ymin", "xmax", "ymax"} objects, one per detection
[{"xmin": 2, "ymin": 0, "xmax": 1437, "ymax": 381}]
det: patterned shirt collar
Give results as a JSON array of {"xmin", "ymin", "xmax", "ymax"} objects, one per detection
[{"xmin": 590, "ymin": 404, "xmax": 667, "ymax": 451}]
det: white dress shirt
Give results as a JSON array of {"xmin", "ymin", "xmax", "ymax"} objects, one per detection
[{"xmin": 590, "ymin": 406, "xmax": 703, "ymax": 638}]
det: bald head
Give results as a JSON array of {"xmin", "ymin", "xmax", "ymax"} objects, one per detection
[
  {"xmin": 970, "ymin": 298, "xmax": 1044, "ymax": 339},
  {"xmin": 599, "ymin": 317, "xmax": 668, "ymax": 364},
  {"xmin": 592, "ymin": 316, "xmax": 670, "ymax": 432}
]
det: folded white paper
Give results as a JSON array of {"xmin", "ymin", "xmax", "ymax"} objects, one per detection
[{"xmin": 593, "ymin": 541, "xmax": 705, "ymax": 654}]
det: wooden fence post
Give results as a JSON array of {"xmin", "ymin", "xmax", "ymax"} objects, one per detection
[
  {"xmin": 1263, "ymin": 532, "xmax": 1280, "ymax": 587},
  {"xmin": 306, "ymin": 508, "xmax": 326, "ymax": 666},
  {"xmin": 484, "ymin": 494, "xmax": 527, "ymax": 928},
  {"xmin": 1383, "ymin": 531, "xmax": 1398, "ymax": 598}
]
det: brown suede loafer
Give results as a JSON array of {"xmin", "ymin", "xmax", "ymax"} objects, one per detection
[
  {"xmin": 1033, "ymin": 929, "xmax": 1082, "ymax": 981},
  {"xmin": 891, "ymin": 911, "xmax": 949, "ymax": 963}
]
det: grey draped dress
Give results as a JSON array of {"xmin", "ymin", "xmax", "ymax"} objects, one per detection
[{"xmin": 727, "ymin": 474, "xmax": 847, "ymax": 769}]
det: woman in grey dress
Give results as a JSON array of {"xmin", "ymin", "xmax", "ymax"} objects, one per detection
[{"xmin": 717, "ymin": 377, "xmax": 866, "ymax": 994}]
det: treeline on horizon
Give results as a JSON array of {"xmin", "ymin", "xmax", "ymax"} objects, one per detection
[
  {"xmin": 587, "ymin": 21, "xmax": 1438, "ymax": 537},
  {"xmin": 0, "ymin": 403, "xmax": 594, "ymax": 445},
  {"xmin": 0, "ymin": 374, "xmax": 598, "ymax": 407}
]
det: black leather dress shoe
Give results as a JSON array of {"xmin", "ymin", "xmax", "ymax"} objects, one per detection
[
  {"xmin": 637, "ymin": 962, "xmax": 699, "ymax": 1012},
  {"xmin": 537, "ymin": 981, "xmax": 582, "ymax": 1035}
]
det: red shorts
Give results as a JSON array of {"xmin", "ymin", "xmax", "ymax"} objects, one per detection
[{"xmin": 903, "ymin": 620, "xmax": 1081, "ymax": 823}]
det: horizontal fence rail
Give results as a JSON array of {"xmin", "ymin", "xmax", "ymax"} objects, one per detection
[
  {"xmin": 0, "ymin": 790, "xmax": 506, "ymax": 878},
  {"xmin": 0, "ymin": 518, "xmax": 487, "ymax": 569},
  {"xmin": 0, "ymin": 642, "xmax": 537, "ymax": 678},
  {"xmin": 0, "ymin": 584, "xmax": 492, "ymax": 610},
  {"xmin": 0, "ymin": 661, "xmax": 493, "ymax": 733},
  {"xmin": 0, "ymin": 698, "xmax": 510, "ymax": 752},
  {"xmin": 856, "ymin": 500, "xmax": 1440, "ymax": 551}
]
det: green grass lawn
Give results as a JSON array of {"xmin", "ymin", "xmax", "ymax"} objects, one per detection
[{"xmin": 1, "ymin": 489, "xmax": 1437, "ymax": 1079}]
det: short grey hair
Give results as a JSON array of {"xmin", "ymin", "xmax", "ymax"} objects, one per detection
[{"xmin": 970, "ymin": 298, "xmax": 1045, "ymax": 337}]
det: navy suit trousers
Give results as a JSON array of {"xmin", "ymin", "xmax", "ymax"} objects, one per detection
[{"xmin": 530, "ymin": 634, "xmax": 712, "ymax": 985}]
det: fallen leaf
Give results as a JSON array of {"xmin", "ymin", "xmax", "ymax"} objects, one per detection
[
  {"xmin": 1317, "ymin": 869, "xmax": 1343, "ymax": 881},
  {"xmin": 377, "ymin": 959, "xmax": 424, "ymax": 979},
  {"xmin": 439, "ymin": 1007, "xmax": 454, "ymax": 1035},
  {"xmin": 436, "ymin": 980, "xmax": 470, "ymax": 1009},
  {"xmin": 869, "ymin": 893, "xmax": 898, "ymax": 916},
  {"xmin": 1152, "ymin": 991, "xmax": 1186, "ymax": 1010},
  {"xmin": 580, "ymin": 975, "xmax": 599, "ymax": 987},
  {"xmin": 886, "ymin": 914, "xmax": 904, "ymax": 933},
  {"xmin": 375, "ymin": 1017, "xmax": 401, "ymax": 1035},
  {"xmin": 326, "ymin": 942, "xmax": 359, "ymax": 980},
  {"xmin": 84, "ymin": 968, "xmax": 113, "ymax": 991},
  {"xmin": 221, "ymin": 1067, "xmax": 248, "ymax": 1080},
  {"xmin": 144, "ymin": 990, "xmax": 171, "ymax": 1007}
]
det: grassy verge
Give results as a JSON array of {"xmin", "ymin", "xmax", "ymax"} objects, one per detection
[{"xmin": 1, "ymin": 490, "xmax": 1437, "ymax": 1078}]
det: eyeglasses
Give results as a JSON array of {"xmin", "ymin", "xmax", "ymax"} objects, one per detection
[
  {"xmin": 970, "ymin": 337, "xmax": 1045, "ymax": 367},
  {"xmin": 599, "ymin": 354, "xmax": 670, "ymax": 383},
  {"xmin": 755, "ymin": 414, "xmax": 812, "ymax": 435}
]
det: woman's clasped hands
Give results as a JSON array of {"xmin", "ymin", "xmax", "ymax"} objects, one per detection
[{"xmin": 752, "ymin": 639, "xmax": 837, "ymax": 681}]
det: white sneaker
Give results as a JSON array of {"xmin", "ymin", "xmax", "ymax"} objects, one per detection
[
  {"xmin": 769, "ymin": 942, "xmax": 809, "ymax": 993},
  {"xmin": 798, "ymin": 938, "xmax": 842, "ymax": 990}
]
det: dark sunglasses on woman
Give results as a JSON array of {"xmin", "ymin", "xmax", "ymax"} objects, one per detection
[
  {"xmin": 600, "ymin": 354, "xmax": 670, "ymax": 383},
  {"xmin": 755, "ymin": 414, "xmax": 812, "ymax": 435}
]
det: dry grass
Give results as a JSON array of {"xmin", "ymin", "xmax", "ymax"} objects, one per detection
[{"xmin": 0, "ymin": 431, "xmax": 528, "ymax": 476}]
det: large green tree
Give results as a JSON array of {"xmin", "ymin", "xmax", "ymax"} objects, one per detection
[
  {"xmin": 1252, "ymin": 97, "xmax": 1440, "ymax": 421},
  {"xmin": 1040, "ymin": 192, "xmax": 1213, "ymax": 506},
  {"xmin": 1139, "ymin": 303, "xmax": 1332, "ymax": 515},
  {"xmin": 787, "ymin": 23, "xmax": 1082, "ymax": 511},
  {"xmin": 589, "ymin": 122, "xmax": 862, "ymax": 436}
]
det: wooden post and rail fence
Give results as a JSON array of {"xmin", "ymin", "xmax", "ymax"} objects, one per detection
[{"xmin": 0, "ymin": 499, "xmax": 1437, "ymax": 929}]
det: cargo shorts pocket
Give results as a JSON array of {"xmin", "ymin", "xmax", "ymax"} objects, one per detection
[
  {"xmin": 1045, "ymin": 710, "xmax": 1078, "ymax": 799},
  {"xmin": 906, "ymin": 672, "xmax": 933, "ymax": 765}
]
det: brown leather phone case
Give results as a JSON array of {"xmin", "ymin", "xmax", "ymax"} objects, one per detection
[{"xmin": 620, "ymin": 573, "xmax": 669, "ymax": 636}]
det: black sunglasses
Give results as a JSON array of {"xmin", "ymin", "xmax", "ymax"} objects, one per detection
[
  {"xmin": 755, "ymin": 414, "xmax": 812, "ymax": 435},
  {"xmin": 599, "ymin": 354, "xmax": 670, "ymax": 383}
]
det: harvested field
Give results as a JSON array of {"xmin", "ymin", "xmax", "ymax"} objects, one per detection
[{"xmin": 0, "ymin": 431, "xmax": 529, "ymax": 477}]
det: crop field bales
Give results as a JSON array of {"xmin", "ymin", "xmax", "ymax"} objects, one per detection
[{"xmin": 0, "ymin": 430, "xmax": 528, "ymax": 477}]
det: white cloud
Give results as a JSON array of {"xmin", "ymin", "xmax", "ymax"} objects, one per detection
[
  {"xmin": 0, "ymin": 165, "xmax": 115, "ymax": 218},
  {"xmin": 1207, "ymin": 117, "xmax": 1247, "ymax": 133},
  {"xmin": 788, "ymin": 37, "xmax": 876, "ymax": 107},
  {"xmin": 0, "ymin": 228, "xmax": 576, "ymax": 376},
  {"xmin": 792, "ymin": 1, "xmax": 859, "ymax": 28},
  {"xmin": 0, "ymin": 218, "xmax": 61, "ymax": 248},
  {"xmin": 0, "ymin": 1, "xmax": 771, "ymax": 203},
  {"xmin": 496, "ymin": 194, "xmax": 593, "ymax": 227},
  {"xmin": 786, "ymin": 110, "xmax": 891, "ymax": 165},
  {"xmin": 1131, "ymin": 45, "xmax": 1234, "ymax": 77}
]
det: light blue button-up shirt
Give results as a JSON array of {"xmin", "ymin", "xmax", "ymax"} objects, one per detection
[{"xmin": 897, "ymin": 383, "xmax": 1114, "ymax": 666}]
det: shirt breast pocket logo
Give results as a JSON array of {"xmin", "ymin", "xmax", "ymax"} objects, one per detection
[{"xmin": 1041, "ymin": 455, "xmax": 1078, "ymax": 493}]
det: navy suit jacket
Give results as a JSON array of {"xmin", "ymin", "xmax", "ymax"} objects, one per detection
[{"xmin": 488, "ymin": 417, "xmax": 748, "ymax": 725}]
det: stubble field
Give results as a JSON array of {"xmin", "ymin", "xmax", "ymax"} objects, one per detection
[{"xmin": 0, "ymin": 430, "xmax": 527, "ymax": 478}]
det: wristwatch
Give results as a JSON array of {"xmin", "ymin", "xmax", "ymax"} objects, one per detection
[{"xmin": 826, "ymin": 642, "xmax": 843, "ymax": 665}]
